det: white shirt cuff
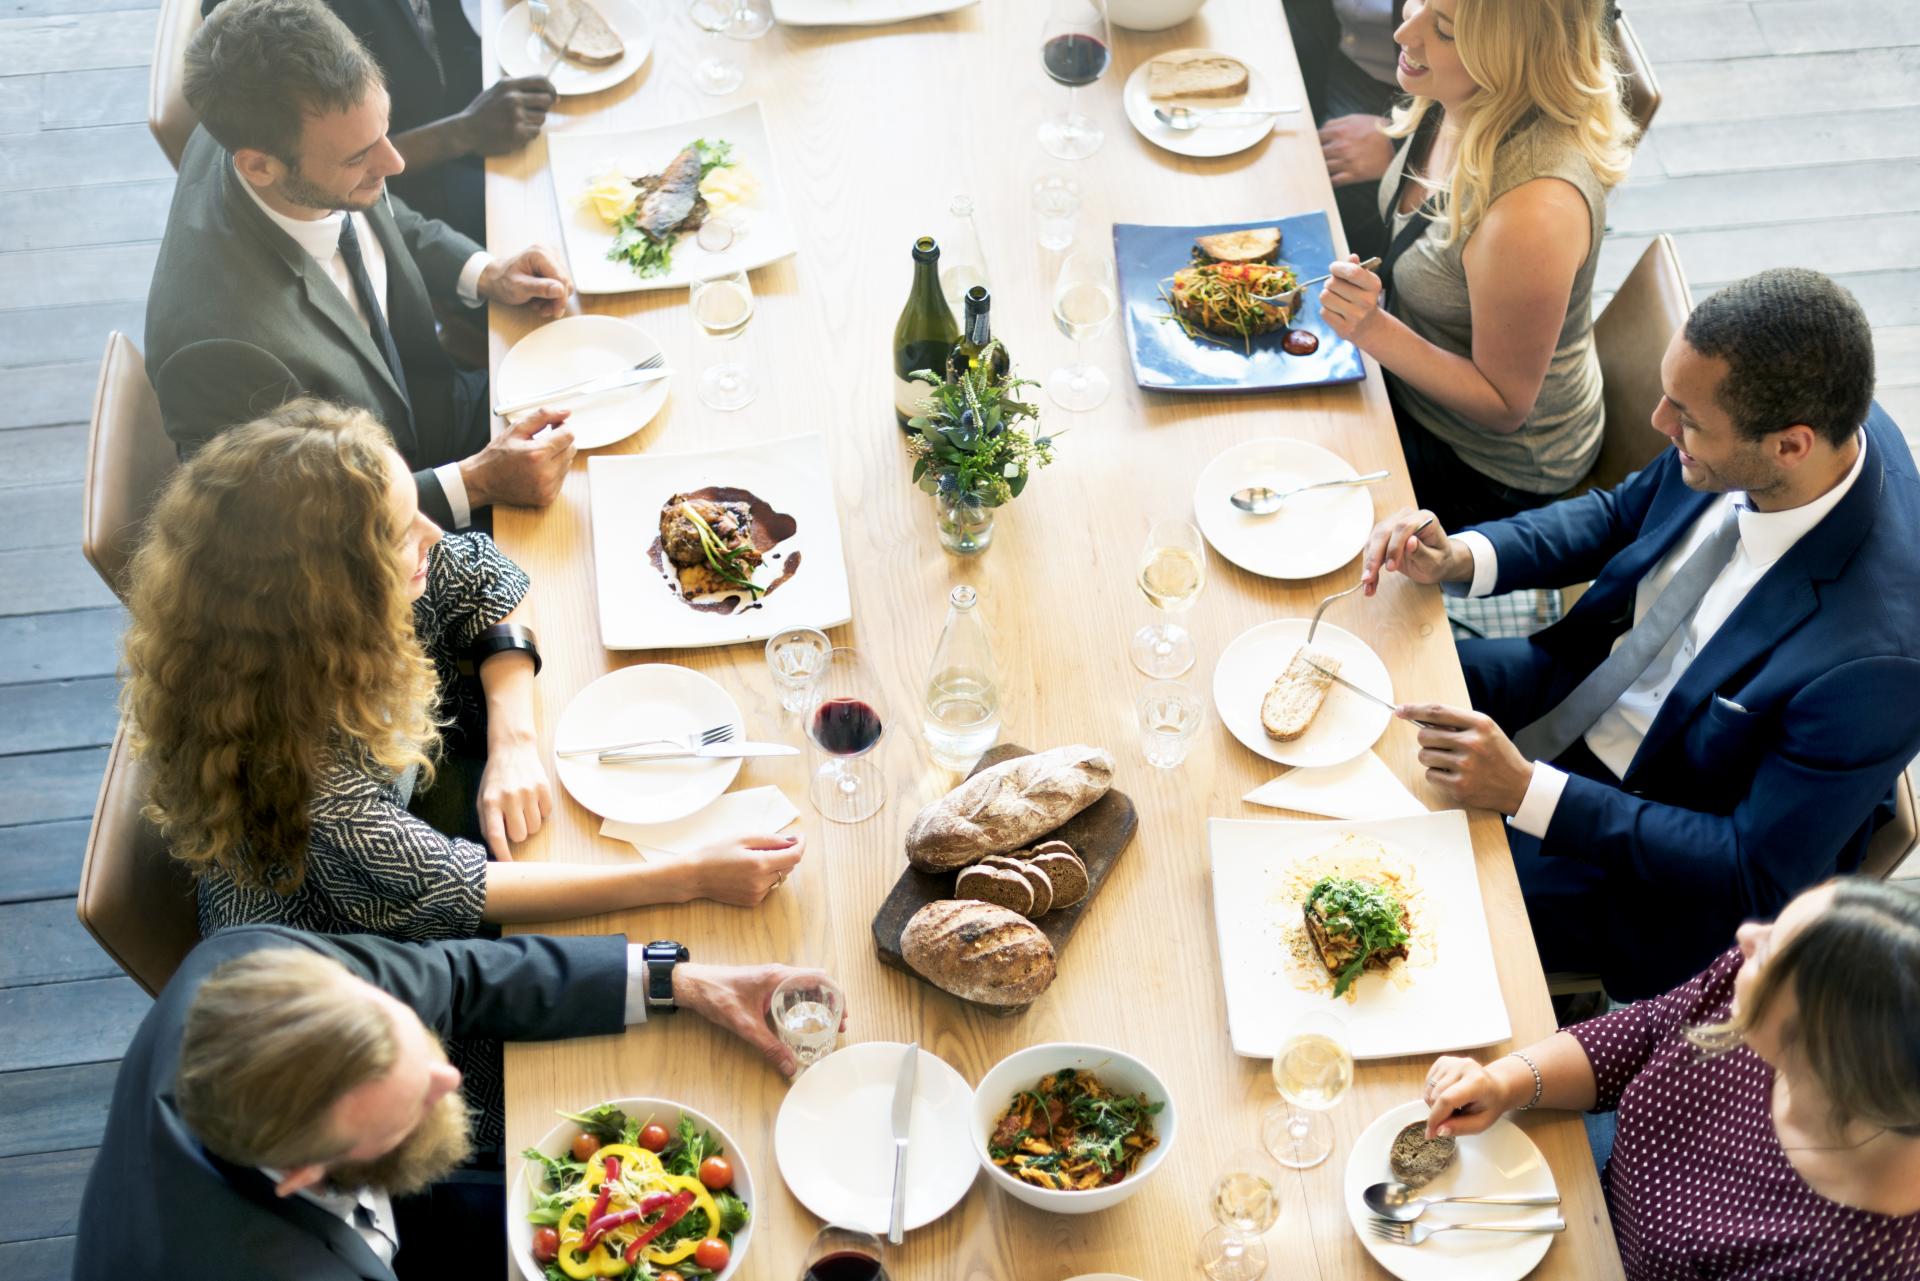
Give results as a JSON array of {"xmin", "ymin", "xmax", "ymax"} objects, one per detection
[
  {"xmin": 623, "ymin": 944, "xmax": 652, "ymax": 1026},
  {"xmin": 1457, "ymin": 530, "xmax": 1499, "ymax": 599},
  {"xmin": 456, "ymin": 252, "xmax": 492, "ymax": 308},
  {"xmin": 1508, "ymin": 763, "xmax": 1570, "ymax": 839},
  {"xmin": 434, "ymin": 462, "xmax": 473, "ymax": 529}
]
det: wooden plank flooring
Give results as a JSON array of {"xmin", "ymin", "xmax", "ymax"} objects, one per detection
[{"xmin": 0, "ymin": 0, "xmax": 1913, "ymax": 1256}]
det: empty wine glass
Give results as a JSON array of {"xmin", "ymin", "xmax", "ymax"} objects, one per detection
[
  {"xmin": 769, "ymin": 974, "xmax": 846, "ymax": 1071},
  {"xmin": 1131, "ymin": 520, "xmax": 1206, "ymax": 678},
  {"xmin": 1264, "ymin": 1010, "xmax": 1353, "ymax": 1169},
  {"xmin": 689, "ymin": 0, "xmax": 744, "ymax": 94},
  {"xmin": 1037, "ymin": 0, "xmax": 1111, "ymax": 160},
  {"xmin": 1047, "ymin": 248, "xmax": 1117, "ymax": 411},
  {"xmin": 690, "ymin": 265, "xmax": 756, "ymax": 410},
  {"xmin": 1199, "ymin": 1148, "xmax": 1284, "ymax": 1280},
  {"xmin": 804, "ymin": 648, "xmax": 889, "ymax": 824},
  {"xmin": 723, "ymin": 0, "xmax": 773, "ymax": 39}
]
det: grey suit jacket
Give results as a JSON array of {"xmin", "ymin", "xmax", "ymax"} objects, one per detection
[
  {"xmin": 145, "ymin": 128, "xmax": 485, "ymax": 526},
  {"xmin": 72, "ymin": 925, "xmax": 628, "ymax": 1281}
]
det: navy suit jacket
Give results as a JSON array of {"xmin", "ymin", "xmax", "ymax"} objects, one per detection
[
  {"xmin": 72, "ymin": 926, "xmax": 627, "ymax": 1281},
  {"xmin": 1474, "ymin": 405, "xmax": 1920, "ymax": 954}
]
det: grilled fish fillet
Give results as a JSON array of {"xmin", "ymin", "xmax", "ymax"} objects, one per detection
[
  {"xmin": 1261, "ymin": 646, "xmax": 1339, "ymax": 741},
  {"xmin": 636, "ymin": 144, "xmax": 704, "ymax": 239}
]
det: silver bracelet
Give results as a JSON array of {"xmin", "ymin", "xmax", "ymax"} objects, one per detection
[{"xmin": 1507, "ymin": 1050, "xmax": 1544, "ymax": 1111}]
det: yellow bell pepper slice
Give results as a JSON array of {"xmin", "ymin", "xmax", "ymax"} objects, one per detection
[
  {"xmin": 554, "ymin": 1197, "xmax": 628, "ymax": 1278},
  {"xmin": 640, "ymin": 1175, "xmax": 722, "ymax": 1263},
  {"xmin": 585, "ymin": 1143, "xmax": 664, "ymax": 1186},
  {"xmin": 646, "ymin": 1237, "xmax": 701, "ymax": 1266}
]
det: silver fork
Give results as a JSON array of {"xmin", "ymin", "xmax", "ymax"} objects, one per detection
[
  {"xmin": 1306, "ymin": 581, "xmax": 1364, "ymax": 644},
  {"xmin": 556, "ymin": 723, "xmax": 734, "ymax": 758},
  {"xmin": 1366, "ymin": 1217, "xmax": 1566, "ymax": 1246},
  {"xmin": 526, "ymin": 0, "xmax": 549, "ymax": 37}
]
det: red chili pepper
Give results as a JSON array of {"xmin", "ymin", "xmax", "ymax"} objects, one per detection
[
  {"xmin": 581, "ymin": 1208, "xmax": 640, "ymax": 1252},
  {"xmin": 637, "ymin": 1192, "xmax": 676, "ymax": 1215},
  {"xmin": 623, "ymin": 1191, "xmax": 696, "ymax": 1264}
]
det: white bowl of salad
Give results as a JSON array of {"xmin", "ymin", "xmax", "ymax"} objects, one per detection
[{"xmin": 511, "ymin": 1097, "xmax": 754, "ymax": 1280}]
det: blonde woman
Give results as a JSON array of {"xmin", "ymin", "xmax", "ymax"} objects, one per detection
[
  {"xmin": 1320, "ymin": 0, "xmax": 1636, "ymax": 530},
  {"xmin": 1422, "ymin": 878, "xmax": 1920, "ymax": 1278}
]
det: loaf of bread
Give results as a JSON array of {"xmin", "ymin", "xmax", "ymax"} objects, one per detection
[
  {"xmin": 1146, "ymin": 51, "xmax": 1249, "ymax": 99},
  {"xmin": 905, "ymin": 746, "xmax": 1115, "ymax": 871},
  {"xmin": 901, "ymin": 900, "xmax": 1057, "ymax": 1006},
  {"xmin": 1261, "ymin": 647, "xmax": 1340, "ymax": 741},
  {"xmin": 541, "ymin": 0, "xmax": 625, "ymax": 65}
]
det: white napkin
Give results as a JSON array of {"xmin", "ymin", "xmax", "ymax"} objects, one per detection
[
  {"xmin": 1243, "ymin": 751, "xmax": 1427, "ymax": 820},
  {"xmin": 600, "ymin": 786, "xmax": 801, "ymax": 858}
]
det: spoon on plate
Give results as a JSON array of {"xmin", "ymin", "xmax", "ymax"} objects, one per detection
[
  {"xmin": 1153, "ymin": 104, "xmax": 1301, "ymax": 130},
  {"xmin": 1231, "ymin": 469, "xmax": 1389, "ymax": 515},
  {"xmin": 1363, "ymin": 1180, "xmax": 1562, "ymax": 1222}
]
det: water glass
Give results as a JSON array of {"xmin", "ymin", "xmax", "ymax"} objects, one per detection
[
  {"xmin": 1032, "ymin": 175, "xmax": 1081, "ymax": 251},
  {"xmin": 1264, "ymin": 1010, "xmax": 1354, "ymax": 1169},
  {"xmin": 1137, "ymin": 680, "xmax": 1203, "ymax": 768},
  {"xmin": 690, "ymin": 266, "xmax": 756, "ymax": 411},
  {"xmin": 766, "ymin": 627, "xmax": 831, "ymax": 712},
  {"xmin": 1047, "ymin": 248, "xmax": 1117, "ymax": 412},
  {"xmin": 769, "ymin": 973, "xmax": 846, "ymax": 1071},
  {"xmin": 1199, "ymin": 1148, "xmax": 1284, "ymax": 1280}
]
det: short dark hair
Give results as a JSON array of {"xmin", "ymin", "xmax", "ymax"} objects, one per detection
[
  {"xmin": 184, "ymin": 0, "xmax": 382, "ymax": 164},
  {"xmin": 1682, "ymin": 268, "xmax": 1875, "ymax": 449}
]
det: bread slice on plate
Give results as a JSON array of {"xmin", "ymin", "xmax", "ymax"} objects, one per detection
[
  {"xmin": 541, "ymin": 0, "xmax": 624, "ymax": 66},
  {"xmin": 1390, "ymin": 1122, "xmax": 1457, "ymax": 1188},
  {"xmin": 1194, "ymin": 227, "xmax": 1282, "ymax": 263},
  {"xmin": 955, "ymin": 864, "xmax": 1035, "ymax": 916},
  {"xmin": 1262, "ymin": 646, "xmax": 1340, "ymax": 741},
  {"xmin": 1147, "ymin": 51, "xmax": 1250, "ymax": 100}
]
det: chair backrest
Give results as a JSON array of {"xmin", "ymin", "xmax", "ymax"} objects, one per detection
[
  {"xmin": 83, "ymin": 332, "xmax": 177, "ymax": 600},
  {"xmin": 149, "ymin": 0, "xmax": 202, "ymax": 169},
  {"xmin": 1586, "ymin": 234, "xmax": 1692, "ymax": 493},
  {"xmin": 1614, "ymin": 14, "xmax": 1661, "ymax": 136},
  {"xmin": 1861, "ymin": 768, "xmax": 1919, "ymax": 881},
  {"xmin": 77, "ymin": 720, "xmax": 201, "ymax": 998}
]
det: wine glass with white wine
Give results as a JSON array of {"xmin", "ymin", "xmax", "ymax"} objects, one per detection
[
  {"xmin": 690, "ymin": 265, "xmax": 756, "ymax": 411},
  {"xmin": 1264, "ymin": 1010, "xmax": 1353, "ymax": 1169},
  {"xmin": 1199, "ymin": 1148, "xmax": 1284, "ymax": 1280},
  {"xmin": 1131, "ymin": 519, "xmax": 1207, "ymax": 678},
  {"xmin": 1047, "ymin": 248, "xmax": 1117, "ymax": 412}
]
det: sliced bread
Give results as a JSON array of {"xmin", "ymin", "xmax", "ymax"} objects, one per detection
[
  {"xmin": 955, "ymin": 864, "xmax": 1035, "ymax": 916},
  {"xmin": 1261, "ymin": 646, "xmax": 1340, "ymax": 741},
  {"xmin": 982, "ymin": 855, "xmax": 1054, "ymax": 916},
  {"xmin": 1030, "ymin": 849, "xmax": 1091, "ymax": 911},
  {"xmin": 541, "ymin": 0, "xmax": 624, "ymax": 66},
  {"xmin": 1146, "ymin": 50, "xmax": 1250, "ymax": 100}
]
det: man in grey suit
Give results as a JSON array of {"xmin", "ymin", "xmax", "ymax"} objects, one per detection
[
  {"xmin": 73, "ymin": 925, "xmax": 839, "ymax": 1280},
  {"xmin": 147, "ymin": 0, "xmax": 576, "ymax": 530}
]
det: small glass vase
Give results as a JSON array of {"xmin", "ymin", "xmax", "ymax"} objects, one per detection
[{"xmin": 935, "ymin": 493, "xmax": 995, "ymax": 555}]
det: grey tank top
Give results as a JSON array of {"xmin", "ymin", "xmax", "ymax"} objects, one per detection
[{"xmin": 1378, "ymin": 116, "xmax": 1610, "ymax": 495}]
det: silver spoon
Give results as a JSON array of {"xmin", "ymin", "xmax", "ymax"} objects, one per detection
[
  {"xmin": 1153, "ymin": 104, "xmax": 1301, "ymax": 130},
  {"xmin": 1363, "ymin": 1180, "xmax": 1562, "ymax": 1223},
  {"xmin": 1232, "ymin": 468, "xmax": 1389, "ymax": 515}
]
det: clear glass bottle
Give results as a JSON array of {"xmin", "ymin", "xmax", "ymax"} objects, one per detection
[
  {"xmin": 939, "ymin": 194, "xmax": 989, "ymax": 317},
  {"xmin": 922, "ymin": 584, "xmax": 1002, "ymax": 770}
]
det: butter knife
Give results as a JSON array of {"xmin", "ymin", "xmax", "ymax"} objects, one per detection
[
  {"xmin": 491, "ymin": 363, "xmax": 672, "ymax": 418},
  {"xmin": 888, "ymin": 1042, "xmax": 918, "ymax": 1245},
  {"xmin": 598, "ymin": 741, "xmax": 800, "ymax": 764},
  {"xmin": 1299, "ymin": 656, "xmax": 1443, "ymax": 729}
]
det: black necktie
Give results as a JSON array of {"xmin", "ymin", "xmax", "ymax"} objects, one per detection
[{"xmin": 337, "ymin": 214, "xmax": 411, "ymax": 410}]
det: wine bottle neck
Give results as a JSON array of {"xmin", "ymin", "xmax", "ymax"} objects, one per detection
[{"xmin": 964, "ymin": 308, "xmax": 991, "ymax": 346}]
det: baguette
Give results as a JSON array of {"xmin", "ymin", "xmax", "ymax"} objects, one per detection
[
  {"xmin": 1261, "ymin": 646, "xmax": 1339, "ymax": 741},
  {"xmin": 1146, "ymin": 51, "xmax": 1249, "ymax": 100},
  {"xmin": 902, "ymin": 900, "xmax": 1057, "ymax": 1006},
  {"xmin": 905, "ymin": 745, "xmax": 1115, "ymax": 871},
  {"xmin": 540, "ymin": 0, "xmax": 624, "ymax": 66}
]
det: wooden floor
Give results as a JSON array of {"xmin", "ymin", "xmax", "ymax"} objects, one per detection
[{"xmin": 0, "ymin": 1, "xmax": 1913, "ymax": 1273}]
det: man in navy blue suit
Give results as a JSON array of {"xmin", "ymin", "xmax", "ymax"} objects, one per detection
[{"xmin": 1360, "ymin": 268, "xmax": 1920, "ymax": 999}]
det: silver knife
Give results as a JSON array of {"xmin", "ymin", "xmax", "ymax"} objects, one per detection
[
  {"xmin": 888, "ymin": 1042, "xmax": 918, "ymax": 1245},
  {"xmin": 491, "ymin": 363, "xmax": 673, "ymax": 418},
  {"xmin": 1300, "ymin": 656, "xmax": 1444, "ymax": 729},
  {"xmin": 597, "ymin": 741, "xmax": 801, "ymax": 764}
]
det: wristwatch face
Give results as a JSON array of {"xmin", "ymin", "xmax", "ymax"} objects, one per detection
[{"xmin": 645, "ymin": 941, "xmax": 686, "ymax": 1008}]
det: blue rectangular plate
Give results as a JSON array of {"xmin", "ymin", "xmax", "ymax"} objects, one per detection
[{"xmin": 1113, "ymin": 212, "xmax": 1367, "ymax": 394}]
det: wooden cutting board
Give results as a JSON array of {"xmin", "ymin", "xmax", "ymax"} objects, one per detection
[{"xmin": 871, "ymin": 744, "xmax": 1139, "ymax": 1015}]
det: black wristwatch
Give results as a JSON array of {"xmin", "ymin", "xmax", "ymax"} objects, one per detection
[
  {"xmin": 644, "ymin": 940, "xmax": 689, "ymax": 1013},
  {"xmin": 467, "ymin": 622, "xmax": 541, "ymax": 675}
]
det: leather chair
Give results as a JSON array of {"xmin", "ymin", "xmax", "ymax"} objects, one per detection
[
  {"xmin": 83, "ymin": 332, "xmax": 178, "ymax": 600},
  {"xmin": 149, "ymin": 0, "xmax": 202, "ymax": 169},
  {"xmin": 1614, "ymin": 14, "xmax": 1662, "ymax": 136},
  {"xmin": 1862, "ymin": 768, "xmax": 1920, "ymax": 881},
  {"xmin": 1587, "ymin": 234, "xmax": 1692, "ymax": 493},
  {"xmin": 76, "ymin": 720, "xmax": 201, "ymax": 998}
]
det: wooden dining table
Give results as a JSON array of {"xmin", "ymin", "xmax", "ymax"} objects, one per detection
[{"xmin": 480, "ymin": 1, "xmax": 1624, "ymax": 1276}]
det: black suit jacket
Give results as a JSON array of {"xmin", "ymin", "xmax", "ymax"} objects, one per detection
[
  {"xmin": 1285, "ymin": 0, "xmax": 1407, "ymax": 121},
  {"xmin": 145, "ymin": 128, "xmax": 482, "ymax": 526},
  {"xmin": 72, "ymin": 926, "xmax": 627, "ymax": 1281}
]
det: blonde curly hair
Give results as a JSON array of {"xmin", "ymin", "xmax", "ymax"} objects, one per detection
[{"xmin": 122, "ymin": 401, "xmax": 440, "ymax": 892}]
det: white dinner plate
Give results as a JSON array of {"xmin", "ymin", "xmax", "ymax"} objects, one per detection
[
  {"xmin": 493, "ymin": 314, "xmax": 667, "ymax": 450},
  {"xmin": 546, "ymin": 101, "xmax": 798, "ymax": 295},
  {"xmin": 494, "ymin": 0, "xmax": 652, "ymax": 97},
  {"xmin": 774, "ymin": 1042, "xmax": 978, "ymax": 1235},
  {"xmin": 1209, "ymin": 812, "xmax": 1511, "ymax": 1059},
  {"xmin": 1193, "ymin": 438, "xmax": 1375, "ymax": 581},
  {"xmin": 771, "ymin": 0, "xmax": 978, "ymax": 23},
  {"xmin": 1344, "ymin": 1100, "xmax": 1559, "ymax": 1281},
  {"xmin": 1123, "ymin": 50, "xmax": 1285, "ymax": 159},
  {"xmin": 1215, "ymin": 618, "xmax": 1391, "ymax": 769},
  {"xmin": 552, "ymin": 664, "xmax": 744, "ymax": 825}
]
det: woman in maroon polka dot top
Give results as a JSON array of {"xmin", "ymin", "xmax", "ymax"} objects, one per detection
[{"xmin": 1420, "ymin": 877, "xmax": 1920, "ymax": 1279}]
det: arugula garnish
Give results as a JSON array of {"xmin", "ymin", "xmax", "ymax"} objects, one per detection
[{"xmin": 1308, "ymin": 876, "xmax": 1410, "ymax": 997}]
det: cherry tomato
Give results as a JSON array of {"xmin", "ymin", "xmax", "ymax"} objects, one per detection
[
  {"xmin": 531, "ymin": 1226, "xmax": 560, "ymax": 1264},
  {"xmin": 698, "ymin": 1155, "xmax": 734, "ymax": 1190},
  {"xmin": 569, "ymin": 1132, "xmax": 600, "ymax": 1163},
  {"xmin": 693, "ymin": 1238, "xmax": 731, "ymax": 1271},
  {"xmin": 638, "ymin": 1122, "xmax": 671, "ymax": 1152},
  {"xmin": 657, "ymin": 1273, "xmax": 684, "ymax": 1281}
]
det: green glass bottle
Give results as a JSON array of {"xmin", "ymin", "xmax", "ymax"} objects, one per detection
[
  {"xmin": 945, "ymin": 285, "xmax": 1012, "ymax": 386},
  {"xmin": 893, "ymin": 236, "xmax": 961, "ymax": 433}
]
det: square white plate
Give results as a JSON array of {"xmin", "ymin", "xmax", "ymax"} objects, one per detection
[
  {"xmin": 587, "ymin": 433, "xmax": 853, "ymax": 650},
  {"xmin": 1208, "ymin": 812, "xmax": 1510, "ymax": 1060},
  {"xmin": 545, "ymin": 101, "xmax": 798, "ymax": 295},
  {"xmin": 771, "ymin": 0, "xmax": 977, "ymax": 25}
]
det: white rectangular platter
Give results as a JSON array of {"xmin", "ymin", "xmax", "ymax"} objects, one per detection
[
  {"xmin": 1209, "ymin": 811, "xmax": 1511, "ymax": 1060},
  {"xmin": 771, "ymin": 0, "xmax": 977, "ymax": 25},
  {"xmin": 587, "ymin": 433, "xmax": 853, "ymax": 650}
]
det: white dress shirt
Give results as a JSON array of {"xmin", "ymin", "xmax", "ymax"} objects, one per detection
[
  {"xmin": 235, "ymin": 167, "xmax": 491, "ymax": 527},
  {"xmin": 1456, "ymin": 431, "xmax": 1868, "ymax": 837},
  {"xmin": 257, "ymin": 945, "xmax": 659, "ymax": 1267}
]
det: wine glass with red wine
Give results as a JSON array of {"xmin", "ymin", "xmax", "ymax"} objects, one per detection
[
  {"xmin": 799, "ymin": 1226, "xmax": 888, "ymax": 1281},
  {"xmin": 1038, "ymin": 0, "xmax": 1111, "ymax": 161},
  {"xmin": 803, "ymin": 648, "xmax": 889, "ymax": 824}
]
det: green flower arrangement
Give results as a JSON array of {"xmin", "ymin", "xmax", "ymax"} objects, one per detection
[{"xmin": 904, "ymin": 342, "xmax": 1057, "ymax": 508}]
